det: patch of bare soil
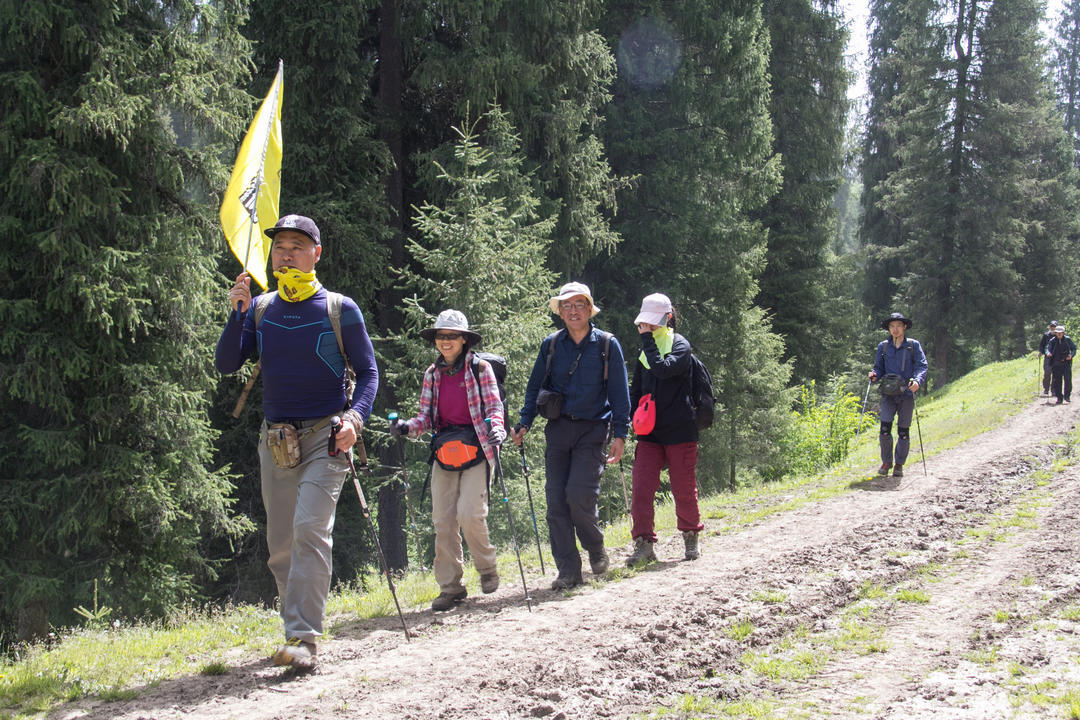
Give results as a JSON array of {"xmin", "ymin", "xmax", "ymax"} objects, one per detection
[{"xmin": 56, "ymin": 398, "xmax": 1080, "ymax": 720}]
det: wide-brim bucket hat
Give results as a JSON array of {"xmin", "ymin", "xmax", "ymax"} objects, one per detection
[
  {"xmin": 549, "ymin": 281, "xmax": 601, "ymax": 317},
  {"xmin": 880, "ymin": 312, "xmax": 913, "ymax": 330},
  {"xmin": 419, "ymin": 309, "xmax": 482, "ymax": 345}
]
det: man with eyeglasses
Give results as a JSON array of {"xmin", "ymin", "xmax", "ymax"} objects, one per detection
[{"xmin": 511, "ymin": 282, "xmax": 631, "ymax": 590}]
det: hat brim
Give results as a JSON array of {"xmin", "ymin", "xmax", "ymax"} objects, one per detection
[
  {"xmin": 264, "ymin": 226, "xmax": 319, "ymax": 245},
  {"xmin": 419, "ymin": 327, "xmax": 482, "ymax": 345},
  {"xmin": 880, "ymin": 318, "xmax": 913, "ymax": 330},
  {"xmin": 548, "ymin": 293, "xmax": 601, "ymax": 317},
  {"xmin": 634, "ymin": 311, "xmax": 668, "ymax": 326}
]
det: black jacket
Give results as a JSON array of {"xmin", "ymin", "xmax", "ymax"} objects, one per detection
[{"xmin": 629, "ymin": 331, "xmax": 699, "ymax": 445}]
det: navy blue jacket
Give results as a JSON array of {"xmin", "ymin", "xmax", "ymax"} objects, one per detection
[{"xmin": 872, "ymin": 337, "xmax": 928, "ymax": 396}]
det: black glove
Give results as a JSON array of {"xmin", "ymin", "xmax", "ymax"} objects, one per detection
[
  {"xmin": 389, "ymin": 419, "xmax": 408, "ymax": 437},
  {"xmin": 513, "ymin": 423, "xmax": 525, "ymax": 434}
]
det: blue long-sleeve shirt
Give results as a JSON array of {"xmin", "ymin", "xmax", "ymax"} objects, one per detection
[
  {"xmin": 872, "ymin": 337, "xmax": 928, "ymax": 395},
  {"xmin": 215, "ymin": 288, "xmax": 379, "ymax": 422},
  {"xmin": 519, "ymin": 325, "xmax": 631, "ymax": 438}
]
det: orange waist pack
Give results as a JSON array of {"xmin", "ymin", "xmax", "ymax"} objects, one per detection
[{"xmin": 432, "ymin": 425, "xmax": 484, "ymax": 471}]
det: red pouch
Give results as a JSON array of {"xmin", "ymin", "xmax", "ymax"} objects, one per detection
[{"xmin": 633, "ymin": 393, "xmax": 656, "ymax": 436}]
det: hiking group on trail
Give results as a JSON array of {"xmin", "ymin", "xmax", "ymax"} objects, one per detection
[{"xmin": 220, "ymin": 213, "xmax": 1068, "ymax": 671}]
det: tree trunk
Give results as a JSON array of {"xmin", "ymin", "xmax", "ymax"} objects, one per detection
[{"xmin": 376, "ymin": 0, "xmax": 409, "ymax": 572}]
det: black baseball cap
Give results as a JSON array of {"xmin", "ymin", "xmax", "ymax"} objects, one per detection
[{"xmin": 264, "ymin": 214, "xmax": 321, "ymax": 245}]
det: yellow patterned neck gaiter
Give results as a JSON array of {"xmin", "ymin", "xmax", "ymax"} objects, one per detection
[
  {"xmin": 274, "ymin": 267, "xmax": 321, "ymax": 302},
  {"xmin": 639, "ymin": 326, "xmax": 674, "ymax": 370}
]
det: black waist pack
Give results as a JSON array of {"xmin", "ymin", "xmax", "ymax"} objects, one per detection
[
  {"xmin": 536, "ymin": 389, "xmax": 564, "ymax": 420},
  {"xmin": 878, "ymin": 373, "xmax": 907, "ymax": 396},
  {"xmin": 431, "ymin": 425, "xmax": 484, "ymax": 471}
]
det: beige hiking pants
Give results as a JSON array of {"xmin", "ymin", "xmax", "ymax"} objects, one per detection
[{"xmin": 431, "ymin": 461, "xmax": 497, "ymax": 593}]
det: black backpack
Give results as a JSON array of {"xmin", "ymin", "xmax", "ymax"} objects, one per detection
[
  {"xmin": 472, "ymin": 351, "xmax": 509, "ymax": 428},
  {"xmin": 688, "ymin": 352, "xmax": 715, "ymax": 430}
]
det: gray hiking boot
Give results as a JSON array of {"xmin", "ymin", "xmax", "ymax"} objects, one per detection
[
  {"xmin": 589, "ymin": 549, "xmax": 609, "ymax": 576},
  {"xmin": 431, "ymin": 588, "xmax": 467, "ymax": 611},
  {"xmin": 878, "ymin": 463, "xmax": 892, "ymax": 476},
  {"xmin": 626, "ymin": 537, "xmax": 657, "ymax": 568},
  {"xmin": 272, "ymin": 638, "xmax": 317, "ymax": 669},
  {"xmin": 683, "ymin": 531, "xmax": 701, "ymax": 561},
  {"xmin": 892, "ymin": 464, "xmax": 904, "ymax": 478},
  {"xmin": 480, "ymin": 571, "xmax": 500, "ymax": 594}
]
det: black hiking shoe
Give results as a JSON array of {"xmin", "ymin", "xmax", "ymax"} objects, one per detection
[
  {"xmin": 878, "ymin": 463, "xmax": 892, "ymax": 476},
  {"xmin": 892, "ymin": 464, "xmax": 904, "ymax": 478},
  {"xmin": 1056, "ymin": 397, "xmax": 1064, "ymax": 405},
  {"xmin": 589, "ymin": 549, "xmax": 609, "ymax": 576},
  {"xmin": 551, "ymin": 573, "xmax": 583, "ymax": 590},
  {"xmin": 431, "ymin": 589, "xmax": 467, "ymax": 611}
]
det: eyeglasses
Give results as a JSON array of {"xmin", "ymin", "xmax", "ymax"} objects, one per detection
[
  {"xmin": 559, "ymin": 301, "xmax": 589, "ymax": 312},
  {"xmin": 434, "ymin": 333, "xmax": 463, "ymax": 341}
]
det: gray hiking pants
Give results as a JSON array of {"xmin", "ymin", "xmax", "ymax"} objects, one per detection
[
  {"xmin": 879, "ymin": 394, "xmax": 914, "ymax": 466},
  {"xmin": 259, "ymin": 418, "xmax": 348, "ymax": 643}
]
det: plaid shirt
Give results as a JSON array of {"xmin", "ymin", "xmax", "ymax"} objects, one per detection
[{"xmin": 403, "ymin": 351, "xmax": 506, "ymax": 464}]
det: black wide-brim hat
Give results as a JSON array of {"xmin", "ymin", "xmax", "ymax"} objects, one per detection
[{"xmin": 880, "ymin": 312, "xmax": 913, "ymax": 330}]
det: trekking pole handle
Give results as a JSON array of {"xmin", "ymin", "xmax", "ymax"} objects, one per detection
[{"xmin": 329, "ymin": 415, "xmax": 342, "ymax": 457}]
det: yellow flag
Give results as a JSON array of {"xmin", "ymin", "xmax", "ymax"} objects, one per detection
[{"xmin": 220, "ymin": 60, "xmax": 284, "ymax": 291}]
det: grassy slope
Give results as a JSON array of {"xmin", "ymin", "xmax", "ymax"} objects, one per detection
[{"xmin": 0, "ymin": 355, "xmax": 1040, "ymax": 719}]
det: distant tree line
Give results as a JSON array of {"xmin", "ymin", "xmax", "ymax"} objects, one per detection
[{"xmin": 1, "ymin": 0, "xmax": 1075, "ymax": 643}]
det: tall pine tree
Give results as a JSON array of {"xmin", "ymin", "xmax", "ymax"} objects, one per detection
[{"xmin": 0, "ymin": 0, "xmax": 253, "ymax": 639}]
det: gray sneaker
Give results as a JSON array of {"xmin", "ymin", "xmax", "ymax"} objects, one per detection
[
  {"xmin": 272, "ymin": 638, "xmax": 317, "ymax": 669},
  {"xmin": 589, "ymin": 549, "xmax": 609, "ymax": 575},
  {"xmin": 683, "ymin": 531, "xmax": 700, "ymax": 561},
  {"xmin": 626, "ymin": 537, "xmax": 657, "ymax": 568}
]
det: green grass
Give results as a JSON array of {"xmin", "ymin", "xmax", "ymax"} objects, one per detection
[
  {"xmin": 894, "ymin": 588, "xmax": 931, "ymax": 604},
  {"xmin": 640, "ymin": 694, "xmax": 779, "ymax": 719}
]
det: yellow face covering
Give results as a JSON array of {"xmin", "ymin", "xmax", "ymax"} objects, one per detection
[
  {"xmin": 274, "ymin": 267, "xmax": 321, "ymax": 302},
  {"xmin": 639, "ymin": 326, "xmax": 674, "ymax": 369}
]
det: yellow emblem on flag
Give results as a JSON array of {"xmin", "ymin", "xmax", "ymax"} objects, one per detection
[{"xmin": 220, "ymin": 60, "xmax": 284, "ymax": 291}]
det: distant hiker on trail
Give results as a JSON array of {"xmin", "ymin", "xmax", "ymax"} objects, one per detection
[
  {"xmin": 626, "ymin": 293, "xmax": 704, "ymax": 568},
  {"xmin": 1046, "ymin": 324, "xmax": 1076, "ymax": 405},
  {"xmin": 1039, "ymin": 320, "xmax": 1059, "ymax": 397},
  {"xmin": 215, "ymin": 214, "xmax": 379, "ymax": 670},
  {"xmin": 388, "ymin": 310, "xmax": 506, "ymax": 611},
  {"xmin": 868, "ymin": 312, "xmax": 928, "ymax": 479},
  {"xmin": 511, "ymin": 282, "xmax": 631, "ymax": 590}
]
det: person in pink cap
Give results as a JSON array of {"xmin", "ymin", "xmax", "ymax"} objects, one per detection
[{"xmin": 625, "ymin": 293, "xmax": 704, "ymax": 566}]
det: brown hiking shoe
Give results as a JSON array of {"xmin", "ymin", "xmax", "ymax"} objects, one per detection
[
  {"xmin": 878, "ymin": 463, "xmax": 892, "ymax": 476},
  {"xmin": 892, "ymin": 464, "xmax": 904, "ymax": 478},
  {"xmin": 682, "ymin": 531, "xmax": 701, "ymax": 561},
  {"xmin": 272, "ymin": 638, "xmax": 317, "ymax": 669},
  {"xmin": 626, "ymin": 537, "xmax": 657, "ymax": 568},
  {"xmin": 480, "ymin": 572, "xmax": 500, "ymax": 594},
  {"xmin": 431, "ymin": 589, "xmax": 467, "ymax": 611},
  {"xmin": 589, "ymin": 549, "xmax": 609, "ymax": 576}
]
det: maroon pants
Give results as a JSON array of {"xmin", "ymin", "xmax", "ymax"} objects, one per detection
[{"xmin": 630, "ymin": 440, "xmax": 703, "ymax": 542}]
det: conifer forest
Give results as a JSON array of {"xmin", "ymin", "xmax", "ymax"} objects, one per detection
[{"xmin": 2, "ymin": 0, "xmax": 1079, "ymax": 644}]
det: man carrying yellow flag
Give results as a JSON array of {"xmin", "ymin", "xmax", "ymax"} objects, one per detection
[{"xmin": 221, "ymin": 60, "xmax": 284, "ymax": 291}]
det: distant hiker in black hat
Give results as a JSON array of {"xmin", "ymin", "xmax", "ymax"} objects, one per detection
[
  {"xmin": 1045, "ymin": 324, "xmax": 1076, "ymax": 405},
  {"xmin": 868, "ymin": 312, "xmax": 928, "ymax": 478},
  {"xmin": 1038, "ymin": 320, "xmax": 1059, "ymax": 396},
  {"xmin": 389, "ymin": 310, "xmax": 506, "ymax": 611}
]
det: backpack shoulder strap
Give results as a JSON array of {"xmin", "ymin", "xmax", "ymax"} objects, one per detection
[
  {"xmin": 326, "ymin": 291, "xmax": 348, "ymax": 363},
  {"xmin": 599, "ymin": 330, "xmax": 612, "ymax": 383},
  {"xmin": 253, "ymin": 292, "xmax": 275, "ymax": 328},
  {"xmin": 543, "ymin": 329, "xmax": 564, "ymax": 382}
]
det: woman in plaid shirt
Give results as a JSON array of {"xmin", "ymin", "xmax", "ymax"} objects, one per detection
[{"xmin": 390, "ymin": 310, "xmax": 506, "ymax": 611}]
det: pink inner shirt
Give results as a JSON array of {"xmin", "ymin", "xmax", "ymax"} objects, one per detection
[{"xmin": 437, "ymin": 368, "xmax": 471, "ymax": 429}]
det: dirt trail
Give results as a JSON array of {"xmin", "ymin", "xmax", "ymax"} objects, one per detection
[{"xmin": 60, "ymin": 398, "xmax": 1080, "ymax": 720}]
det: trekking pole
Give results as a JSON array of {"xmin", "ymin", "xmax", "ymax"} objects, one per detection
[
  {"xmin": 855, "ymin": 379, "xmax": 872, "ymax": 441},
  {"xmin": 910, "ymin": 391, "xmax": 928, "ymax": 478},
  {"xmin": 517, "ymin": 442, "xmax": 546, "ymax": 574},
  {"xmin": 617, "ymin": 458, "xmax": 630, "ymax": 513},
  {"xmin": 487, "ymin": 420, "xmax": 532, "ymax": 612},
  {"xmin": 329, "ymin": 417, "xmax": 410, "ymax": 641},
  {"xmin": 387, "ymin": 412, "xmax": 427, "ymax": 571}
]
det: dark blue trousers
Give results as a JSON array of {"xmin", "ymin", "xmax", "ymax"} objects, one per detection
[{"xmin": 543, "ymin": 418, "xmax": 608, "ymax": 577}]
